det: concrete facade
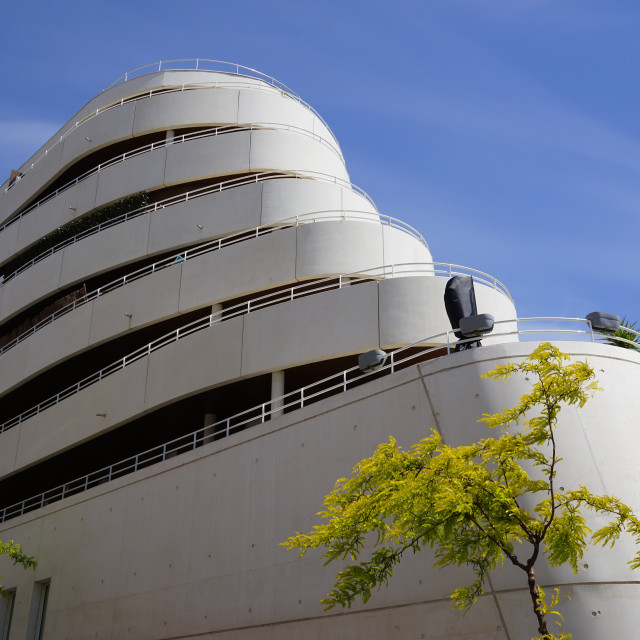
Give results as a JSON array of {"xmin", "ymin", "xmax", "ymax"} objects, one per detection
[{"xmin": 0, "ymin": 61, "xmax": 635, "ymax": 639}]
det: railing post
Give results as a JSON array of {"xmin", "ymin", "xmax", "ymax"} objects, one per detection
[{"xmin": 226, "ymin": 418, "xmax": 230, "ymax": 437}]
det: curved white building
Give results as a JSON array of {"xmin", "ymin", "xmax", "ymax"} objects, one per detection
[{"xmin": 0, "ymin": 61, "xmax": 637, "ymax": 639}]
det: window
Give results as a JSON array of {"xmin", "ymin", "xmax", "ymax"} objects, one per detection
[
  {"xmin": 27, "ymin": 581, "xmax": 50, "ymax": 640},
  {"xmin": 0, "ymin": 589, "xmax": 15, "ymax": 640}
]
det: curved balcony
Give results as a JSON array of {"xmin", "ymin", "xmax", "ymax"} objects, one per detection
[
  {"xmin": 0, "ymin": 260, "xmax": 514, "ymax": 433},
  {"xmin": 0, "ymin": 176, "xmax": 383, "ymax": 328},
  {"xmin": 0, "ymin": 317, "xmax": 636, "ymax": 524},
  {"xmin": 0, "ymin": 122, "xmax": 344, "ymax": 246},
  {"xmin": 1, "ymin": 63, "xmax": 341, "ymax": 197},
  {"xmin": 0, "ymin": 211, "xmax": 426, "ymax": 358}
]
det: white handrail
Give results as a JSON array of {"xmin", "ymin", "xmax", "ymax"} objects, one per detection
[
  {"xmin": 0, "ymin": 261, "xmax": 512, "ymax": 432},
  {"xmin": 1, "ymin": 65, "xmax": 341, "ymax": 192},
  {"xmin": 105, "ymin": 59, "xmax": 298, "ymax": 94},
  {"xmin": 1, "ymin": 171, "xmax": 377, "ymax": 285},
  {"xmin": 1, "ymin": 316, "xmax": 637, "ymax": 524},
  {"xmin": 0, "ymin": 122, "xmax": 343, "ymax": 236}
]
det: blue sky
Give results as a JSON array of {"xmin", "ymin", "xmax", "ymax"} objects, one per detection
[{"xmin": 1, "ymin": 0, "xmax": 639, "ymax": 327}]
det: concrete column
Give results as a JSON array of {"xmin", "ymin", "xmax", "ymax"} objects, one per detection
[
  {"xmin": 166, "ymin": 129, "xmax": 175, "ymax": 143},
  {"xmin": 203, "ymin": 412, "xmax": 217, "ymax": 445},
  {"xmin": 212, "ymin": 303, "xmax": 223, "ymax": 323},
  {"xmin": 271, "ymin": 370, "xmax": 285, "ymax": 418}
]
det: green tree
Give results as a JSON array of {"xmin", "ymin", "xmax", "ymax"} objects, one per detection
[
  {"xmin": 283, "ymin": 343, "xmax": 640, "ymax": 640},
  {"xmin": 0, "ymin": 540, "xmax": 36, "ymax": 597}
]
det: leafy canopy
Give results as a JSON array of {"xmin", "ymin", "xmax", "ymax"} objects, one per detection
[{"xmin": 283, "ymin": 343, "xmax": 640, "ymax": 639}]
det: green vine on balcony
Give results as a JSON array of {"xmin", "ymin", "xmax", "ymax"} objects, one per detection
[{"xmin": 1, "ymin": 190, "xmax": 149, "ymax": 280}]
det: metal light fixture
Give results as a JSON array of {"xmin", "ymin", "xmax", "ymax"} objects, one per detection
[
  {"xmin": 586, "ymin": 312, "xmax": 620, "ymax": 333},
  {"xmin": 96, "ymin": 412, "xmax": 107, "ymax": 417},
  {"xmin": 459, "ymin": 313, "xmax": 495, "ymax": 338},
  {"xmin": 358, "ymin": 349, "xmax": 388, "ymax": 372},
  {"xmin": 124, "ymin": 312, "xmax": 133, "ymax": 319}
]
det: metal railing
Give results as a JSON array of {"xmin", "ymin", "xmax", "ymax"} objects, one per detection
[
  {"xmin": 2, "ymin": 61, "xmax": 341, "ymax": 193},
  {"xmin": 0, "ymin": 260, "xmax": 511, "ymax": 433},
  {"xmin": 0, "ymin": 211, "xmax": 428, "ymax": 357},
  {"xmin": 105, "ymin": 59, "xmax": 299, "ymax": 94},
  {"xmin": 1, "ymin": 170, "xmax": 377, "ymax": 286},
  {"xmin": 0, "ymin": 122, "xmax": 343, "ymax": 236},
  {"xmin": 1, "ymin": 317, "xmax": 637, "ymax": 524},
  {"xmin": 102, "ymin": 59, "xmax": 338, "ymax": 145}
]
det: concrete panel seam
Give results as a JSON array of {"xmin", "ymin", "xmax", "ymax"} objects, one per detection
[
  {"xmin": 176, "ymin": 262, "xmax": 185, "ymax": 314},
  {"xmin": 575, "ymin": 409, "xmax": 609, "ymax": 494},
  {"xmin": 239, "ymin": 314, "xmax": 246, "ymax": 377},
  {"xmin": 417, "ymin": 365, "xmax": 444, "ymax": 440},
  {"xmin": 485, "ymin": 573, "xmax": 513, "ymax": 640},
  {"xmin": 376, "ymin": 280, "xmax": 381, "ymax": 349},
  {"xmin": 140, "ymin": 350, "xmax": 152, "ymax": 416},
  {"xmin": 294, "ymin": 222, "xmax": 299, "ymax": 282}
]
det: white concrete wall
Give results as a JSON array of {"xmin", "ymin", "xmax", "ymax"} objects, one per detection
[{"xmin": 0, "ymin": 342, "xmax": 637, "ymax": 639}]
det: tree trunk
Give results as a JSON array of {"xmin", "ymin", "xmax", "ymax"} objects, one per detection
[{"xmin": 527, "ymin": 565, "xmax": 551, "ymax": 639}]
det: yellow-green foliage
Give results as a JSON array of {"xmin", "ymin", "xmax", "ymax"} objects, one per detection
[
  {"xmin": 283, "ymin": 343, "xmax": 640, "ymax": 639},
  {"xmin": 0, "ymin": 540, "xmax": 36, "ymax": 597}
]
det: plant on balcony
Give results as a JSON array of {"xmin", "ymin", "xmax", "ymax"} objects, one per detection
[
  {"xmin": 602, "ymin": 318, "xmax": 640, "ymax": 351},
  {"xmin": 284, "ymin": 343, "xmax": 640, "ymax": 640},
  {"xmin": 1, "ymin": 191, "xmax": 148, "ymax": 280}
]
